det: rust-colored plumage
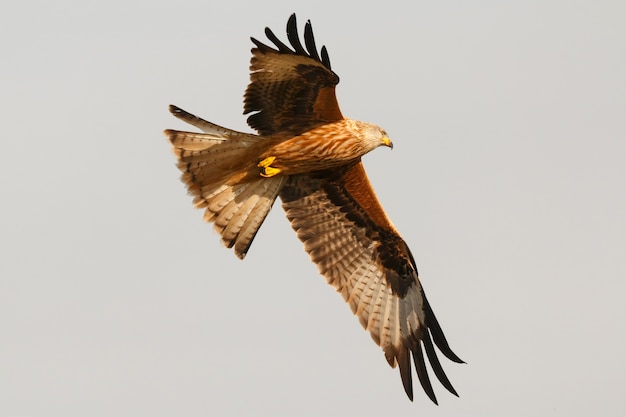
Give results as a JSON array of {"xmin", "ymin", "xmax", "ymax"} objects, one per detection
[{"xmin": 165, "ymin": 14, "xmax": 463, "ymax": 404}]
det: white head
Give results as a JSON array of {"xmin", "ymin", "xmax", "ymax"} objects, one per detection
[{"xmin": 356, "ymin": 121, "xmax": 394, "ymax": 151}]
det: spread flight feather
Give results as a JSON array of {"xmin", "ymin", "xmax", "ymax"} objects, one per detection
[{"xmin": 165, "ymin": 13, "xmax": 463, "ymax": 403}]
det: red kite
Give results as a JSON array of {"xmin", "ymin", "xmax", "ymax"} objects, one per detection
[{"xmin": 165, "ymin": 14, "xmax": 463, "ymax": 403}]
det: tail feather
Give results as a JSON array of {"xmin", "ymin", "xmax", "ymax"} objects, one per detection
[
  {"xmin": 165, "ymin": 130, "xmax": 261, "ymax": 188},
  {"xmin": 234, "ymin": 179, "xmax": 285, "ymax": 256},
  {"xmin": 169, "ymin": 104, "xmax": 243, "ymax": 136},
  {"xmin": 166, "ymin": 105, "xmax": 285, "ymax": 258},
  {"xmin": 210, "ymin": 177, "xmax": 285, "ymax": 258}
]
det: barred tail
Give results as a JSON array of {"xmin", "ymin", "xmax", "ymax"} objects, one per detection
[{"xmin": 165, "ymin": 105, "xmax": 285, "ymax": 258}]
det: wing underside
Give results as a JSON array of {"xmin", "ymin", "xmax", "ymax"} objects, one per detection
[{"xmin": 280, "ymin": 162, "xmax": 463, "ymax": 403}]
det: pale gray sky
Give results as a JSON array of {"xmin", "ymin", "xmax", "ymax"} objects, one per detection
[{"xmin": 2, "ymin": 1, "xmax": 625, "ymax": 416}]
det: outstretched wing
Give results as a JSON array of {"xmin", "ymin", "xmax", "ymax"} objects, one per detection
[
  {"xmin": 244, "ymin": 13, "xmax": 343, "ymax": 137},
  {"xmin": 280, "ymin": 162, "xmax": 464, "ymax": 403}
]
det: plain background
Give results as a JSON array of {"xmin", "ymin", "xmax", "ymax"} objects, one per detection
[{"xmin": 2, "ymin": 1, "xmax": 625, "ymax": 416}]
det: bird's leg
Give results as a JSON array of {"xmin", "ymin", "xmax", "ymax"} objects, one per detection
[{"xmin": 258, "ymin": 156, "xmax": 282, "ymax": 177}]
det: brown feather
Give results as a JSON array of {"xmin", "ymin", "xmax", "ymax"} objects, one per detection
[
  {"xmin": 280, "ymin": 163, "xmax": 462, "ymax": 403},
  {"xmin": 339, "ymin": 161, "xmax": 398, "ymax": 230},
  {"xmin": 314, "ymin": 87, "xmax": 343, "ymax": 121},
  {"xmin": 165, "ymin": 107, "xmax": 285, "ymax": 259},
  {"xmin": 244, "ymin": 14, "xmax": 342, "ymax": 136}
]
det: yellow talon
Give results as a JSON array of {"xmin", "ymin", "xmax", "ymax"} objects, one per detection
[
  {"xmin": 260, "ymin": 166, "xmax": 282, "ymax": 178},
  {"xmin": 258, "ymin": 156, "xmax": 281, "ymax": 177},
  {"xmin": 258, "ymin": 156, "xmax": 276, "ymax": 168}
]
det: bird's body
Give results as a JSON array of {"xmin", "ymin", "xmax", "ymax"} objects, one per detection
[
  {"xmin": 259, "ymin": 119, "xmax": 392, "ymax": 176},
  {"xmin": 165, "ymin": 14, "xmax": 463, "ymax": 404}
]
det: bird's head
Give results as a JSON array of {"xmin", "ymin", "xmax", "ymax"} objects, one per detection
[{"xmin": 359, "ymin": 122, "xmax": 393, "ymax": 151}]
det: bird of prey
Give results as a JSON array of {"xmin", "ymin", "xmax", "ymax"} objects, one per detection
[{"xmin": 165, "ymin": 14, "xmax": 463, "ymax": 404}]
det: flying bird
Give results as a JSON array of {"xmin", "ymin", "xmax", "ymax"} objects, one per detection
[{"xmin": 165, "ymin": 14, "xmax": 463, "ymax": 404}]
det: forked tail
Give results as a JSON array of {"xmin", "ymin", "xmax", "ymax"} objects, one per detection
[{"xmin": 165, "ymin": 105, "xmax": 285, "ymax": 258}]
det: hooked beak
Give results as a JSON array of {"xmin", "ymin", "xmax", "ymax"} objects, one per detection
[{"xmin": 382, "ymin": 136, "xmax": 393, "ymax": 149}]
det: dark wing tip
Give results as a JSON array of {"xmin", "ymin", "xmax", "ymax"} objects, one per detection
[
  {"xmin": 320, "ymin": 45, "xmax": 332, "ymax": 69},
  {"xmin": 304, "ymin": 19, "xmax": 321, "ymax": 62},
  {"xmin": 250, "ymin": 36, "xmax": 270, "ymax": 52},
  {"xmin": 286, "ymin": 14, "xmax": 307, "ymax": 55},
  {"xmin": 288, "ymin": 12, "xmax": 297, "ymax": 26},
  {"xmin": 250, "ymin": 14, "xmax": 332, "ymax": 70},
  {"xmin": 423, "ymin": 332, "xmax": 459, "ymax": 397},
  {"xmin": 424, "ymin": 297, "xmax": 465, "ymax": 364},
  {"xmin": 397, "ymin": 348, "xmax": 414, "ymax": 401},
  {"xmin": 264, "ymin": 26, "xmax": 291, "ymax": 53},
  {"xmin": 412, "ymin": 345, "xmax": 439, "ymax": 405}
]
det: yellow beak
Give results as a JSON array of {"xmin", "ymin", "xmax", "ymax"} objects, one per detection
[{"xmin": 382, "ymin": 136, "xmax": 393, "ymax": 149}]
